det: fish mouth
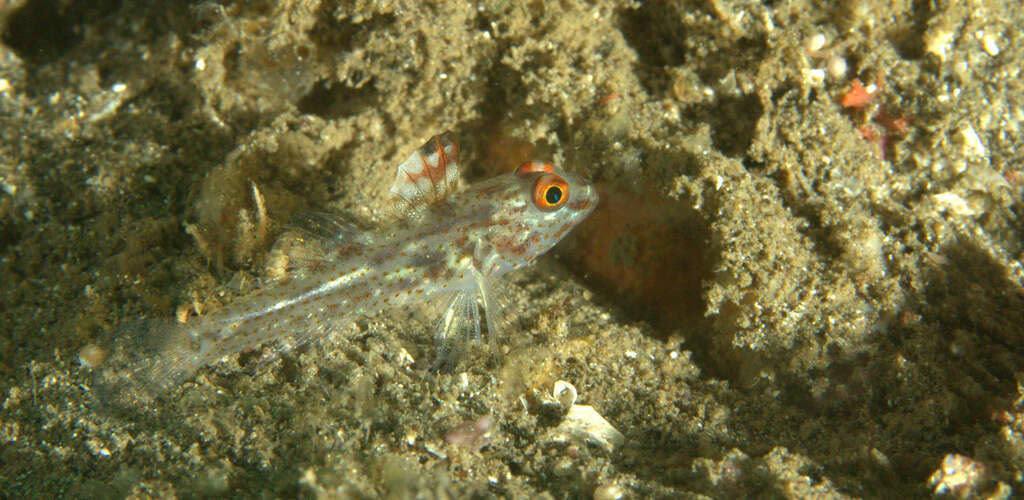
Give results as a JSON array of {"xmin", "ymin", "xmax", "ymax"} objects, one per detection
[{"xmin": 570, "ymin": 184, "xmax": 599, "ymax": 216}]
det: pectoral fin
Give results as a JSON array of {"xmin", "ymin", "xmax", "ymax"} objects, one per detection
[{"xmin": 432, "ymin": 290, "xmax": 481, "ymax": 371}]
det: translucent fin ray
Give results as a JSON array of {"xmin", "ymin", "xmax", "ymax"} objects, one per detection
[
  {"xmin": 267, "ymin": 211, "xmax": 376, "ymax": 280},
  {"xmin": 432, "ymin": 290, "xmax": 481, "ymax": 371},
  {"xmin": 92, "ymin": 318, "xmax": 208, "ymax": 407},
  {"xmin": 288, "ymin": 211, "xmax": 375, "ymax": 247}
]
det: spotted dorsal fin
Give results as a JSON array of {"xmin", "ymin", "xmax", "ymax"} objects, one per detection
[{"xmin": 389, "ymin": 132, "xmax": 460, "ymax": 214}]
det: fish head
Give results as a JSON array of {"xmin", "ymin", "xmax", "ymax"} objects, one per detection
[{"xmin": 471, "ymin": 161, "xmax": 598, "ymax": 273}]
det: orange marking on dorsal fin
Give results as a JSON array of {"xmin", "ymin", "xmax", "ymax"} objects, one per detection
[
  {"xmin": 389, "ymin": 131, "xmax": 462, "ymax": 213},
  {"xmin": 409, "ymin": 134, "xmax": 454, "ymax": 185}
]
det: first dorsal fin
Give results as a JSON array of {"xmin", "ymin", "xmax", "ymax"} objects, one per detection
[{"xmin": 389, "ymin": 132, "xmax": 460, "ymax": 214}]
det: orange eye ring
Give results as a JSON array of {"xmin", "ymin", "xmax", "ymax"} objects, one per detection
[{"xmin": 533, "ymin": 174, "xmax": 569, "ymax": 211}]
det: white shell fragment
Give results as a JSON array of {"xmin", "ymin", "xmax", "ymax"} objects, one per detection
[
  {"xmin": 553, "ymin": 380, "xmax": 578, "ymax": 408},
  {"xmin": 928, "ymin": 454, "xmax": 986, "ymax": 497},
  {"xmin": 958, "ymin": 125, "xmax": 987, "ymax": 158},
  {"xmin": 805, "ymin": 68, "xmax": 826, "ymax": 87},
  {"xmin": 78, "ymin": 343, "xmax": 108, "ymax": 368},
  {"xmin": 593, "ymin": 483, "xmax": 627, "ymax": 500},
  {"xmin": 538, "ymin": 381, "xmax": 625, "ymax": 453},
  {"xmin": 805, "ymin": 33, "xmax": 827, "ymax": 53},
  {"xmin": 552, "ymin": 405, "xmax": 625, "ymax": 453},
  {"xmin": 924, "ymin": 27, "xmax": 955, "ymax": 61},
  {"xmin": 977, "ymin": 30, "xmax": 1000, "ymax": 56},
  {"xmin": 826, "ymin": 55, "xmax": 848, "ymax": 79},
  {"xmin": 932, "ymin": 192, "xmax": 975, "ymax": 216}
]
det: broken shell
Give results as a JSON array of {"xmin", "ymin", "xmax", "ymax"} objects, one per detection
[
  {"xmin": 805, "ymin": 33, "xmax": 827, "ymax": 53},
  {"xmin": 553, "ymin": 380, "xmax": 577, "ymax": 408},
  {"xmin": 826, "ymin": 55, "xmax": 848, "ymax": 79},
  {"xmin": 593, "ymin": 483, "xmax": 626, "ymax": 500},
  {"xmin": 78, "ymin": 343, "xmax": 108, "ymax": 368},
  {"xmin": 552, "ymin": 404, "xmax": 625, "ymax": 454},
  {"xmin": 928, "ymin": 453, "xmax": 986, "ymax": 497}
]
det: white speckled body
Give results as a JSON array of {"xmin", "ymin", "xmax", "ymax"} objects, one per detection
[{"xmin": 111, "ymin": 132, "xmax": 597, "ymax": 398}]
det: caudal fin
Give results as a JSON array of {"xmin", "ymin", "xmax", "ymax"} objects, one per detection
[{"xmin": 91, "ymin": 318, "xmax": 206, "ymax": 408}]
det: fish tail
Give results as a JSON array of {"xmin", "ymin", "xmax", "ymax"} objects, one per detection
[{"xmin": 92, "ymin": 318, "xmax": 207, "ymax": 407}]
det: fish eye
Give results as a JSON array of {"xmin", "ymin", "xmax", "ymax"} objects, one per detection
[
  {"xmin": 533, "ymin": 174, "xmax": 569, "ymax": 211},
  {"xmin": 545, "ymin": 185, "xmax": 562, "ymax": 204}
]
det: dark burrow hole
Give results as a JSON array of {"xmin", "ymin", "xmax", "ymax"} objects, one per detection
[
  {"xmin": 1, "ymin": 0, "xmax": 123, "ymax": 62},
  {"xmin": 616, "ymin": 2, "xmax": 687, "ymax": 95},
  {"xmin": 888, "ymin": 0, "xmax": 932, "ymax": 61},
  {"xmin": 703, "ymin": 93, "xmax": 763, "ymax": 158},
  {"xmin": 562, "ymin": 179, "xmax": 713, "ymax": 339},
  {"xmin": 296, "ymin": 78, "xmax": 377, "ymax": 120},
  {"xmin": 308, "ymin": 7, "xmax": 395, "ymax": 54},
  {"xmin": 617, "ymin": 3, "xmax": 687, "ymax": 68}
]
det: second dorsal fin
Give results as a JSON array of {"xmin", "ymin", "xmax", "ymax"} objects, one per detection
[
  {"xmin": 265, "ymin": 211, "xmax": 377, "ymax": 279},
  {"xmin": 288, "ymin": 211, "xmax": 375, "ymax": 247}
]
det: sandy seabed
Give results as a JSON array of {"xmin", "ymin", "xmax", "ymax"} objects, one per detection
[{"xmin": 2, "ymin": 1, "xmax": 1024, "ymax": 498}]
